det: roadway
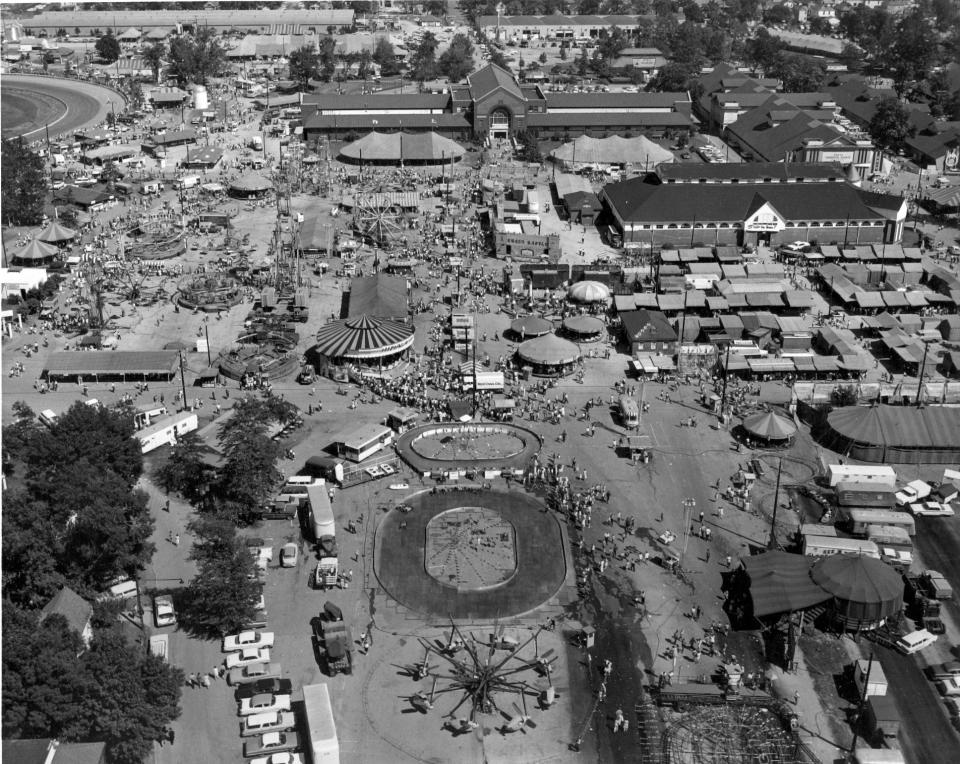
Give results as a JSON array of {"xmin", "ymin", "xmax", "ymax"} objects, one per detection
[{"xmin": 0, "ymin": 74, "xmax": 123, "ymax": 141}]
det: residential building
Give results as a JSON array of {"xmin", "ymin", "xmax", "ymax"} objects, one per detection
[
  {"xmin": 620, "ymin": 308, "xmax": 678, "ymax": 355},
  {"xmin": 40, "ymin": 586, "xmax": 94, "ymax": 650},
  {"xmin": 2, "ymin": 739, "xmax": 106, "ymax": 764}
]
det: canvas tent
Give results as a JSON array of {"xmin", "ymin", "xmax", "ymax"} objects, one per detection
[
  {"xmin": 549, "ymin": 135, "xmax": 674, "ymax": 170},
  {"xmin": 340, "ymin": 131, "xmax": 466, "ymax": 165},
  {"xmin": 822, "ymin": 405, "xmax": 960, "ymax": 464}
]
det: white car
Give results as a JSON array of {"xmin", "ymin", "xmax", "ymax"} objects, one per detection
[
  {"xmin": 225, "ymin": 647, "xmax": 271, "ymax": 669},
  {"xmin": 909, "ymin": 502, "xmax": 955, "ymax": 517},
  {"xmin": 250, "ymin": 754, "xmax": 303, "ymax": 764},
  {"xmin": 280, "ymin": 543, "xmax": 298, "ymax": 567},
  {"xmin": 223, "ymin": 630, "xmax": 275, "ymax": 652},
  {"xmin": 153, "ymin": 595, "xmax": 177, "ymax": 627},
  {"xmin": 240, "ymin": 692, "xmax": 292, "ymax": 716},
  {"xmin": 937, "ymin": 677, "xmax": 960, "ymax": 697}
]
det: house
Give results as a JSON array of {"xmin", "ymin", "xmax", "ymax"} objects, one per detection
[
  {"xmin": 2, "ymin": 739, "xmax": 106, "ymax": 764},
  {"xmin": 40, "ymin": 586, "xmax": 94, "ymax": 649},
  {"xmin": 620, "ymin": 308, "xmax": 677, "ymax": 355},
  {"xmin": 609, "ymin": 47, "xmax": 667, "ymax": 83}
]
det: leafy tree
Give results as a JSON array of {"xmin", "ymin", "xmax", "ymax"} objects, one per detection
[
  {"xmin": 167, "ymin": 27, "xmax": 226, "ymax": 85},
  {"xmin": 889, "ymin": 10, "xmax": 937, "ymax": 96},
  {"xmin": 868, "ymin": 97, "xmax": 916, "ymax": 152},
  {"xmin": 647, "ymin": 61, "xmax": 697, "ymax": 92},
  {"xmin": 289, "ymin": 43, "xmax": 320, "ymax": 89},
  {"xmin": 373, "ymin": 37, "xmax": 399, "ymax": 76},
  {"xmin": 95, "ymin": 32, "xmax": 120, "ymax": 63},
  {"xmin": 1, "ymin": 139, "xmax": 46, "ymax": 226},
  {"xmin": 772, "ymin": 54, "xmax": 825, "ymax": 92},
  {"xmin": 1, "ymin": 492, "xmax": 66, "ymax": 609},
  {"xmin": 318, "ymin": 36, "xmax": 337, "ymax": 81},
  {"xmin": 744, "ymin": 28, "xmax": 783, "ymax": 72},
  {"xmin": 142, "ymin": 42, "xmax": 165, "ymax": 83},
  {"xmin": 762, "ymin": 4, "xmax": 792, "ymax": 26},
  {"xmin": 181, "ymin": 515, "xmax": 259, "ymax": 637},
  {"xmin": 410, "ymin": 32, "xmax": 439, "ymax": 81},
  {"xmin": 437, "ymin": 33, "xmax": 475, "ymax": 82},
  {"xmin": 155, "ymin": 431, "xmax": 214, "ymax": 505}
]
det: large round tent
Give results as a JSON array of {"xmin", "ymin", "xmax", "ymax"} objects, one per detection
[
  {"xmin": 568, "ymin": 281, "xmax": 611, "ymax": 303},
  {"xmin": 340, "ymin": 131, "xmax": 466, "ymax": 166},
  {"xmin": 741, "ymin": 410, "xmax": 797, "ymax": 443},
  {"xmin": 549, "ymin": 135, "xmax": 674, "ymax": 170},
  {"xmin": 810, "ymin": 554, "xmax": 903, "ymax": 630},
  {"xmin": 37, "ymin": 221, "xmax": 76, "ymax": 244},
  {"xmin": 12, "ymin": 238, "xmax": 59, "ymax": 265},
  {"xmin": 516, "ymin": 334, "xmax": 581, "ymax": 376},
  {"xmin": 309, "ymin": 314, "xmax": 415, "ymax": 375},
  {"xmin": 562, "ymin": 314, "xmax": 605, "ymax": 341},
  {"xmin": 510, "ymin": 315, "xmax": 553, "ymax": 338},
  {"xmin": 821, "ymin": 405, "xmax": 960, "ymax": 464},
  {"xmin": 229, "ymin": 172, "xmax": 272, "ymax": 198}
]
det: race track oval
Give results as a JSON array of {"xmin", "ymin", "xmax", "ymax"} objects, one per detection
[{"xmin": 1, "ymin": 75, "xmax": 120, "ymax": 141}]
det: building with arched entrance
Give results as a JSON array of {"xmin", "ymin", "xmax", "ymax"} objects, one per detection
[{"xmin": 302, "ymin": 64, "xmax": 693, "ymax": 143}]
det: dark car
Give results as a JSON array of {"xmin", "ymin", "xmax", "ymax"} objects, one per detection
[
  {"xmin": 236, "ymin": 678, "xmax": 293, "ymax": 700},
  {"xmin": 242, "ymin": 731, "xmax": 299, "ymax": 758}
]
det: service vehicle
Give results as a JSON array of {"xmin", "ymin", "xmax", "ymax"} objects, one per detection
[
  {"xmin": 909, "ymin": 501, "xmax": 955, "ymax": 517},
  {"xmin": 228, "ymin": 661, "xmax": 281, "ymax": 685},
  {"xmin": 894, "ymin": 629, "xmax": 937, "ymax": 655},
  {"xmin": 225, "ymin": 646, "xmax": 271, "ymax": 669},
  {"xmin": 224, "ymin": 630, "xmax": 275, "ymax": 652},
  {"xmin": 895, "ymin": 480, "xmax": 931, "ymax": 506},
  {"xmin": 240, "ymin": 692, "xmax": 292, "ymax": 716},
  {"xmin": 302, "ymin": 683, "xmax": 339, "ymax": 764},
  {"xmin": 153, "ymin": 595, "xmax": 177, "ymax": 627},
  {"xmin": 280, "ymin": 543, "xmax": 298, "ymax": 567},
  {"xmin": 313, "ymin": 602, "xmax": 353, "ymax": 676},
  {"xmin": 921, "ymin": 570, "xmax": 953, "ymax": 600}
]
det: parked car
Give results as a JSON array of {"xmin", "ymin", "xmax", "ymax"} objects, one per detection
[
  {"xmin": 243, "ymin": 731, "xmax": 299, "ymax": 758},
  {"xmin": 937, "ymin": 677, "xmax": 960, "ymax": 696},
  {"xmin": 228, "ymin": 661, "xmax": 281, "ymax": 686},
  {"xmin": 225, "ymin": 647, "xmax": 271, "ymax": 669},
  {"xmin": 909, "ymin": 502, "xmax": 955, "ymax": 517},
  {"xmin": 280, "ymin": 543, "xmax": 298, "ymax": 567},
  {"xmin": 223, "ymin": 630, "xmax": 275, "ymax": 652},
  {"xmin": 239, "ymin": 692, "xmax": 292, "ymax": 716},
  {"xmin": 927, "ymin": 661, "xmax": 960, "ymax": 681},
  {"xmin": 236, "ymin": 678, "xmax": 292, "ymax": 700},
  {"xmin": 153, "ymin": 595, "xmax": 177, "ymax": 628},
  {"xmin": 250, "ymin": 753, "xmax": 303, "ymax": 764}
]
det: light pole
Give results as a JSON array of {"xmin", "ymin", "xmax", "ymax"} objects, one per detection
[{"xmin": 681, "ymin": 498, "xmax": 696, "ymax": 565}]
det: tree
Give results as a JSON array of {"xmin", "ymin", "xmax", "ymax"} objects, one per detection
[
  {"xmin": 889, "ymin": 10, "xmax": 937, "ymax": 96},
  {"xmin": 95, "ymin": 32, "xmax": 120, "ymax": 63},
  {"xmin": 647, "ymin": 61, "xmax": 697, "ymax": 92},
  {"xmin": 142, "ymin": 42, "xmax": 165, "ymax": 83},
  {"xmin": 181, "ymin": 515, "xmax": 259, "ymax": 637},
  {"xmin": 772, "ymin": 54, "xmax": 825, "ymax": 92},
  {"xmin": 868, "ymin": 96, "xmax": 916, "ymax": 152},
  {"xmin": 1, "ymin": 140, "xmax": 46, "ymax": 226},
  {"xmin": 437, "ymin": 33, "xmax": 474, "ymax": 82},
  {"xmin": 744, "ymin": 28, "xmax": 783, "ymax": 72},
  {"xmin": 762, "ymin": 4, "xmax": 792, "ymax": 26},
  {"xmin": 410, "ymin": 32, "xmax": 439, "ymax": 81},
  {"xmin": 372, "ymin": 37, "xmax": 399, "ymax": 76},
  {"xmin": 155, "ymin": 431, "xmax": 214, "ymax": 505},
  {"xmin": 289, "ymin": 43, "xmax": 320, "ymax": 89},
  {"xmin": 167, "ymin": 27, "xmax": 226, "ymax": 85}
]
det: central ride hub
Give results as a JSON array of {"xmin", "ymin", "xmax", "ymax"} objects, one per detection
[{"xmin": 425, "ymin": 507, "xmax": 517, "ymax": 591}]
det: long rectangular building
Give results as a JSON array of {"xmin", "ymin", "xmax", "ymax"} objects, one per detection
[
  {"xmin": 601, "ymin": 175, "xmax": 907, "ymax": 250},
  {"xmin": 477, "ymin": 14, "xmax": 653, "ymax": 42}
]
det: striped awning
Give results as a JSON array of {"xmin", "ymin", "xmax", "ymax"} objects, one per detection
[{"xmin": 312, "ymin": 314, "xmax": 414, "ymax": 359}]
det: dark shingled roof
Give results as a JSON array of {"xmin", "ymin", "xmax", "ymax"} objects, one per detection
[
  {"xmin": 303, "ymin": 113, "xmax": 471, "ymax": 131},
  {"xmin": 602, "ymin": 177, "xmax": 900, "ymax": 224},
  {"xmin": 657, "ymin": 162, "xmax": 846, "ymax": 182},
  {"xmin": 468, "ymin": 63, "xmax": 524, "ymax": 101},
  {"xmin": 527, "ymin": 111, "xmax": 691, "ymax": 128},
  {"xmin": 303, "ymin": 93, "xmax": 450, "ymax": 112},
  {"xmin": 40, "ymin": 587, "xmax": 92, "ymax": 637},
  {"xmin": 544, "ymin": 91, "xmax": 687, "ymax": 110}
]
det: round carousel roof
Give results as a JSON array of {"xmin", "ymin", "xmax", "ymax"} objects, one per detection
[
  {"xmin": 510, "ymin": 316, "xmax": 553, "ymax": 337},
  {"xmin": 568, "ymin": 280, "xmax": 611, "ymax": 303},
  {"xmin": 229, "ymin": 172, "xmax": 272, "ymax": 193},
  {"xmin": 742, "ymin": 410, "xmax": 797, "ymax": 440},
  {"xmin": 313, "ymin": 314, "xmax": 415, "ymax": 359},
  {"xmin": 811, "ymin": 554, "xmax": 902, "ymax": 605},
  {"xmin": 37, "ymin": 221, "xmax": 76, "ymax": 243},
  {"xmin": 517, "ymin": 334, "xmax": 581, "ymax": 366},
  {"xmin": 340, "ymin": 131, "xmax": 466, "ymax": 163},
  {"xmin": 562, "ymin": 315, "xmax": 605, "ymax": 336},
  {"xmin": 14, "ymin": 238, "xmax": 59, "ymax": 262}
]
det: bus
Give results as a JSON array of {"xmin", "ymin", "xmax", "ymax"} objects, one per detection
[
  {"xmin": 802, "ymin": 535, "xmax": 880, "ymax": 559},
  {"xmin": 618, "ymin": 395, "xmax": 640, "ymax": 429}
]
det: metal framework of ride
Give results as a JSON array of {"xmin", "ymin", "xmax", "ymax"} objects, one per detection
[
  {"xmin": 404, "ymin": 623, "xmax": 558, "ymax": 735},
  {"xmin": 663, "ymin": 705, "xmax": 815, "ymax": 764},
  {"xmin": 353, "ymin": 193, "xmax": 405, "ymax": 247}
]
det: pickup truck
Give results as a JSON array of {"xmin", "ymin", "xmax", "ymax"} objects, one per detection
[
  {"xmin": 921, "ymin": 570, "xmax": 953, "ymax": 600},
  {"xmin": 896, "ymin": 480, "xmax": 931, "ymax": 507}
]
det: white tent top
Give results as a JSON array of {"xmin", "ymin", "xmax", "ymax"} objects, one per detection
[{"xmin": 550, "ymin": 135, "xmax": 674, "ymax": 168}]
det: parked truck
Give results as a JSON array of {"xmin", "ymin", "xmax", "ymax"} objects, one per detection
[
  {"xmin": 315, "ymin": 557, "xmax": 339, "ymax": 590},
  {"xmin": 302, "ymin": 683, "xmax": 340, "ymax": 764},
  {"xmin": 864, "ymin": 695, "xmax": 901, "ymax": 747},
  {"xmin": 313, "ymin": 601, "xmax": 353, "ymax": 676}
]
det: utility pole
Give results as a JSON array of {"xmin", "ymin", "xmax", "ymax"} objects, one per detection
[
  {"xmin": 681, "ymin": 498, "xmax": 696, "ymax": 565},
  {"xmin": 204, "ymin": 324, "xmax": 212, "ymax": 367},
  {"xmin": 178, "ymin": 351, "xmax": 189, "ymax": 411},
  {"xmin": 916, "ymin": 339, "xmax": 931, "ymax": 408},
  {"xmin": 719, "ymin": 342, "xmax": 732, "ymax": 421},
  {"xmin": 768, "ymin": 457, "xmax": 783, "ymax": 551}
]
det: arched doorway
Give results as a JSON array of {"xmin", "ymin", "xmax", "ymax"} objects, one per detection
[{"xmin": 489, "ymin": 108, "xmax": 510, "ymax": 139}]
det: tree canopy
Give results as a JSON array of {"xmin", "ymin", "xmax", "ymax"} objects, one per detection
[
  {"xmin": 868, "ymin": 97, "xmax": 916, "ymax": 152},
  {"xmin": 289, "ymin": 43, "xmax": 320, "ymax": 89},
  {"xmin": 95, "ymin": 32, "xmax": 120, "ymax": 63},
  {"xmin": 167, "ymin": 27, "xmax": 226, "ymax": 85},
  {"xmin": 410, "ymin": 32, "xmax": 439, "ymax": 81},
  {"xmin": 1, "ymin": 140, "xmax": 47, "ymax": 227},
  {"xmin": 437, "ymin": 33, "xmax": 475, "ymax": 82}
]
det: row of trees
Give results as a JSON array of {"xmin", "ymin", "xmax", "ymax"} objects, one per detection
[
  {"xmin": 2, "ymin": 402, "xmax": 182, "ymax": 763},
  {"xmin": 1, "ymin": 140, "xmax": 47, "ymax": 227}
]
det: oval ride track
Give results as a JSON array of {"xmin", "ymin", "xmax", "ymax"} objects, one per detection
[
  {"xmin": 374, "ymin": 489, "xmax": 568, "ymax": 620},
  {"xmin": 0, "ymin": 75, "xmax": 122, "ymax": 141}
]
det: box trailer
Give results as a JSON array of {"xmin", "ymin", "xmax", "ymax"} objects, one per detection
[
  {"xmin": 836, "ymin": 481, "xmax": 897, "ymax": 509},
  {"xmin": 841, "ymin": 509, "xmax": 916, "ymax": 537},
  {"xmin": 306, "ymin": 485, "xmax": 335, "ymax": 542},
  {"xmin": 828, "ymin": 465, "xmax": 897, "ymax": 488},
  {"xmin": 137, "ymin": 411, "xmax": 199, "ymax": 453},
  {"xmin": 302, "ymin": 683, "xmax": 340, "ymax": 764},
  {"xmin": 864, "ymin": 695, "xmax": 901, "ymax": 745},
  {"xmin": 854, "ymin": 659, "xmax": 888, "ymax": 697}
]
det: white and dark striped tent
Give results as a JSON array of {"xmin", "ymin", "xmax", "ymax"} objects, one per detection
[{"xmin": 312, "ymin": 314, "xmax": 415, "ymax": 364}]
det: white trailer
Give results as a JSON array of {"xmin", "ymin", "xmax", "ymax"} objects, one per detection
[
  {"xmin": 306, "ymin": 485, "xmax": 335, "ymax": 541},
  {"xmin": 827, "ymin": 465, "xmax": 897, "ymax": 488},
  {"xmin": 302, "ymin": 683, "xmax": 339, "ymax": 764},
  {"xmin": 137, "ymin": 411, "xmax": 199, "ymax": 453}
]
